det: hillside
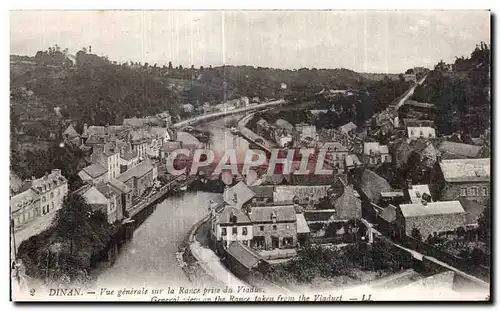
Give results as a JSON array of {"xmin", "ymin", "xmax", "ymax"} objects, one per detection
[{"xmin": 411, "ymin": 42, "xmax": 490, "ymax": 137}]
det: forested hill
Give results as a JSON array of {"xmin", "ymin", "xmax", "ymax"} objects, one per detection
[{"xmin": 411, "ymin": 42, "xmax": 490, "ymax": 137}]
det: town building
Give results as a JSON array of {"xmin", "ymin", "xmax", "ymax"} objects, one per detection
[
  {"xmin": 434, "ymin": 158, "xmax": 490, "ymax": 205},
  {"xmin": 117, "ymin": 159, "xmax": 157, "ymax": 199},
  {"xmin": 362, "ymin": 142, "xmax": 391, "ymax": 167},
  {"xmin": 224, "ymin": 241, "xmax": 264, "ymax": 278},
  {"xmin": 407, "ymin": 126, "xmax": 436, "ymax": 140},
  {"xmin": 399, "ymin": 200, "xmax": 467, "ymax": 240},
  {"xmin": 250, "ymin": 205, "xmax": 297, "ymax": 250},
  {"xmin": 211, "ymin": 205, "xmax": 253, "ymax": 250},
  {"xmin": 78, "ymin": 184, "xmax": 120, "ymax": 224},
  {"xmin": 331, "ymin": 184, "xmax": 362, "ymax": 220},
  {"xmin": 10, "ymin": 188, "xmax": 41, "ymax": 230},
  {"xmin": 320, "ymin": 142, "xmax": 349, "ymax": 171},
  {"xmin": 31, "ymin": 169, "xmax": 68, "ymax": 217},
  {"xmin": 78, "ymin": 163, "xmax": 108, "ymax": 185},
  {"xmin": 62, "ymin": 124, "xmax": 81, "ymax": 145},
  {"xmin": 255, "ymin": 119, "xmax": 271, "ymax": 137},
  {"xmin": 345, "ymin": 154, "xmax": 363, "ymax": 171},
  {"xmin": 338, "ymin": 122, "xmax": 358, "ymax": 137},
  {"xmin": 181, "ymin": 104, "xmax": 194, "ymax": 114},
  {"xmin": 403, "ymin": 73, "xmax": 417, "ymax": 83},
  {"xmin": 294, "ymin": 123, "xmax": 317, "ymax": 147},
  {"xmin": 108, "ymin": 178, "xmax": 133, "ymax": 218},
  {"xmin": 407, "ymin": 184, "xmax": 433, "ymax": 204}
]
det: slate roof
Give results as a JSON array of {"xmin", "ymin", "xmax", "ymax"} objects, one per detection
[
  {"xmin": 399, "ymin": 201, "xmax": 465, "ymax": 218},
  {"xmin": 63, "ymin": 124, "xmax": 80, "ymax": 137},
  {"xmin": 437, "ymin": 141, "xmax": 483, "ymax": 158},
  {"xmin": 250, "ymin": 205, "xmax": 296, "ymax": 223},
  {"xmin": 333, "ymin": 185, "xmax": 362, "ymax": 220},
  {"xmin": 108, "ymin": 178, "xmax": 132, "ymax": 194},
  {"xmin": 95, "ymin": 183, "xmax": 115, "ymax": 199},
  {"xmin": 117, "ymin": 159, "xmax": 154, "ymax": 183},
  {"xmin": 345, "ymin": 154, "xmax": 362, "ymax": 167},
  {"xmin": 11, "ymin": 188, "xmax": 40, "ymax": 213},
  {"xmin": 296, "ymin": 213, "xmax": 311, "ymax": 234},
  {"xmin": 121, "ymin": 149, "xmax": 138, "ymax": 161},
  {"xmin": 379, "ymin": 204, "xmax": 398, "ymax": 223},
  {"xmin": 439, "ymin": 158, "xmax": 490, "ymax": 183},
  {"xmin": 216, "ymin": 205, "xmax": 252, "ymax": 225},
  {"xmin": 360, "ymin": 169, "xmax": 392, "ymax": 203},
  {"xmin": 408, "ymin": 185, "xmax": 432, "ymax": 204},
  {"xmin": 320, "ymin": 142, "xmax": 349, "ymax": 152},
  {"xmin": 364, "ymin": 142, "xmax": 389, "ymax": 155},
  {"xmin": 248, "ymin": 185, "xmax": 274, "ymax": 199},
  {"xmin": 226, "ymin": 241, "xmax": 262, "ymax": 270},
  {"xmin": 274, "ymin": 119, "xmax": 294, "ymax": 131},
  {"xmin": 223, "ymin": 181, "xmax": 255, "ymax": 208},
  {"xmin": 81, "ymin": 163, "xmax": 107, "ymax": 178},
  {"xmin": 339, "ymin": 122, "xmax": 357, "ymax": 134},
  {"xmin": 404, "ymin": 100, "xmax": 436, "ymax": 109}
]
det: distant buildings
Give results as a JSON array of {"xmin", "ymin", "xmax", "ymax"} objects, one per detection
[
  {"xmin": 362, "ymin": 142, "xmax": 391, "ymax": 167},
  {"xmin": 10, "ymin": 169, "xmax": 68, "ymax": 230},
  {"xmin": 407, "ymin": 126, "xmax": 436, "ymax": 140}
]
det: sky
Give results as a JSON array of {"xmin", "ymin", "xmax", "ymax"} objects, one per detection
[{"xmin": 10, "ymin": 10, "xmax": 490, "ymax": 73}]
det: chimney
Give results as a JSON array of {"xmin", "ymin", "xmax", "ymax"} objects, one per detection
[
  {"xmin": 83, "ymin": 123, "xmax": 88, "ymax": 134},
  {"xmin": 105, "ymin": 123, "xmax": 110, "ymax": 137}
]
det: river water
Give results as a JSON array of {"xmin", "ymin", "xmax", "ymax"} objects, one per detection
[{"xmin": 96, "ymin": 115, "xmax": 250, "ymax": 288}]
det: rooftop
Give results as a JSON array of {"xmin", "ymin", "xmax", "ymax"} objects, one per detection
[
  {"xmin": 248, "ymin": 185, "xmax": 275, "ymax": 199},
  {"xmin": 320, "ymin": 142, "xmax": 348, "ymax": 152},
  {"xmin": 296, "ymin": 213, "xmax": 311, "ymax": 234},
  {"xmin": 216, "ymin": 205, "xmax": 252, "ymax": 225},
  {"xmin": 81, "ymin": 163, "xmax": 108, "ymax": 178},
  {"xmin": 223, "ymin": 181, "xmax": 256, "ymax": 208},
  {"xmin": 339, "ymin": 122, "xmax": 357, "ymax": 134},
  {"xmin": 250, "ymin": 205, "xmax": 296, "ymax": 223},
  {"xmin": 108, "ymin": 178, "xmax": 132, "ymax": 194},
  {"xmin": 226, "ymin": 241, "xmax": 262, "ymax": 270},
  {"xmin": 363, "ymin": 142, "xmax": 389, "ymax": 155},
  {"xmin": 399, "ymin": 200, "xmax": 465, "ymax": 218},
  {"xmin": 117, "ymin": 159, "xmax": 155, "ymax": 183},
  {"xmin": 438, "ymin": 141, "xmax": 484, "ymax": 158},
  {"xmin": 11, "ymin": 188, "xmax": 40, "ymax": 213},
  {"xmin": 274, "ymin": 119, "xmax": 294, "ymax": 131},
  {"xmin": 458, "ymin": 198, "xmax": 486, "ymax": 225},
  {"xmin": 404, "ymin": 100, "xmax": 436, "ymax": 109},
  {"xmin": 408, "ymin": 185, "xmax": 432, "ymax": 204},
  {"xmin": 439, "ymin": 158, "xmax": 490, "ymax": 183}
]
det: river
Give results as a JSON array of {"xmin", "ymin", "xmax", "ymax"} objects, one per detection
[{"xmin": 96, "ymin": 115, "xmax": 249, "ymax": 288}]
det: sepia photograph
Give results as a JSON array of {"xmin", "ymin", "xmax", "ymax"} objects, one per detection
[{"xmin": 9, "ymin": 9, "xmax": 491, "ymax": 302}]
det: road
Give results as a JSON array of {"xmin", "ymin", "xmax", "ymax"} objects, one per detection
[
  {"xmin": 394, "ymin": 75, "xmax": 427, "ymax": 110},
  {"xmin": 173, "ymin": 99, "xmax": 286, "ymax": 129}
]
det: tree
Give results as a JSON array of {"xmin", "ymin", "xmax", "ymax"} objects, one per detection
[
  {"xmin": 52, "ymin": 193, "xmax": 110, "ymax": 256},
  {"xmin": 411, "ymin": 227, "xmax": 422, "ymax": 241},
  {"xmin": 477, "ymin": 201, "xmax": 490, "ymax": 244}
]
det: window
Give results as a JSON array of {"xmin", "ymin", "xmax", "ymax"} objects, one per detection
[
  {"xmin": 472, "ymin": 187, "xmax": 478, "ymax": 196},
  {"xmin": 232, "ymin": 227, "xmax": 237, "ymax": 235},
  {"xmin": 482, "ymin": 187, "xmax": 488, "ymax": 196},
  {"xmin": 273, "ymin": 225, "xmax": 277, "ymax": 231},
  {"xmin": 221, "ymin": 228, "xmax": 227, "ymax": 236},
  {"xmin": 242, "ymin": 227, "xmax": 248, "ymax": 235},
  {"xmin": 260, "ymin": 226, "xmax": 264, "ymax": 231},
  {"xmin": 460, "ymin": 187, "xmax": 467, "ymax": 196}
]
